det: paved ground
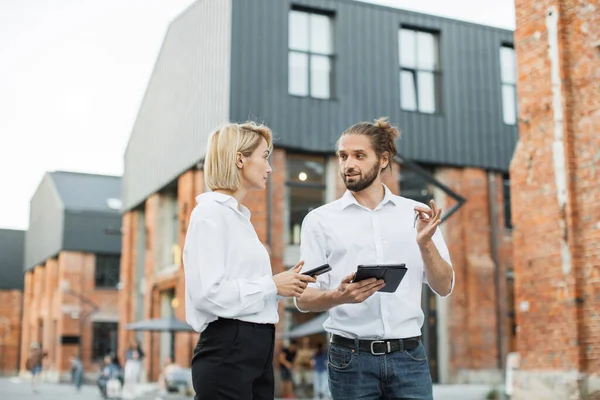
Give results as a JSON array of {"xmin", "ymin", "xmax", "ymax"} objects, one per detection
[{"xmin": 0, "ymin": 376, "xmax": 498, "ymax": 400}]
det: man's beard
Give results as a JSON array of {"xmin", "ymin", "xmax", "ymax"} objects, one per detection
[{"xmin": 342, "ymin": 161, "xmax": 380, "ymax": 192}]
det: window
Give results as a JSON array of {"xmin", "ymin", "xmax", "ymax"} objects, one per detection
[
  {"xmin": 158, "ymin": 194, "xmax": 179, "ymax": 269},
  {"xmin": 399, "ymin": 28, "xmax": 440, "ymax": 113},
  {"xmin": 288, "ymin": 9, "xmax": 334, "ymax": 99},
  {"xmin": 503, "ymin": 175, "xmax": 513, "ymax": 229},
  {"xmin": 399, "ymin": 165, "xmax": 435, "ymax": 205},
  {"xmin": 92, "ymin": 322, "xmax": 118, "ymax": 360},
  {"xmin": 287, "ymin": 155, "xmax": 326, "ymax": 244},
  {"xmin": 95, "ymin": 254, "xmax": 120, "ymax": 289},
  {"xmin": 500, "ymin": 46, "xmax": 517, "ymax": 124}
]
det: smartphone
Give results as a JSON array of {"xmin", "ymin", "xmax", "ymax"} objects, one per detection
[{"xmin": 302, "ymin": 263, "xmax": 332, "ymax": 277}]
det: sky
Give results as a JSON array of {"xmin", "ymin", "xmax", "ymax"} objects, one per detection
[{"xmin": 0, "ymin": 0, "xmax": 515, "ymax": 231}]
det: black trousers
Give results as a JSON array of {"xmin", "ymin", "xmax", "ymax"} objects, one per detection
[{"xmin": 191, "ymin": 318, "xmax": 275, "ymax": 400}]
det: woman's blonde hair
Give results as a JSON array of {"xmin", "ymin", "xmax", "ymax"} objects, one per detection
[{"xmin": 204, "ymin": 121, "xmax": 273, "ymax": 191}]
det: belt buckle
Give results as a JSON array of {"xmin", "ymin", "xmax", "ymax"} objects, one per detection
[{"xmin": 370, "ymin": 340, "xmax": 389, "ymax": 355}]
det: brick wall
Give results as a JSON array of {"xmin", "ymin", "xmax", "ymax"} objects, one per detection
[
  {"xmin": 436, "ymin": 167, "xmax": 512, "ymax": 383},
  {"xmin": 19, "ymin": 272, "xmax": 33, "ymax": 372},
  {"xmin": 174, "ymin": 169, "xmax": 204, "ymax": 368},
  {"xmin": 142, "ymin": 193, "xmax": 159, "ymax": 379},
  {"xmin": 117, "ymin": 211, "xmax": 137, "ymax": 366},
  {"xmin": 266, "ymin": 150, "xmax": 288, "ymax": 371},
  {"xmin": 511, "ymin": 0, "xmax": 600, "ymax": 397},
  {"xmin": 19, "ymin": 251, "xmax": 119, "ymax": 379},
  {"xmin": 0, "ymin": 290, "xmax": 23, "ymax": 374},
  {"xmin": 117, "ymin": 169, "xmax": 206, "ymax": 381}
]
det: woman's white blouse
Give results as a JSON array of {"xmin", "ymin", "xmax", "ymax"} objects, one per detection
[{"xmin": 183, "ymin": 192, "xmax": 278, "ymax": 333}]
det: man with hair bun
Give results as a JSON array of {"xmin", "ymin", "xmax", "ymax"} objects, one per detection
[{"xmin": 296, "ymin": 117, "xmax": 454, "ymax": 400}]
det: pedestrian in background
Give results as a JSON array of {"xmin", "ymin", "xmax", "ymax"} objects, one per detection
[
  {"xmin": 26, "ymin": 342, "xmax": 47, "ymax": 393},
  {"xmin": 122, "ymin": 349, "xmax": 142, "ymax": 399},
  {"xmin": 70, "ymin": 355, "xmax": 84, "ymax": 392},
  {"xmin": 125, "ymin": 339, "xmax": 145, "ymax": 382},
  {"xmin": 279, "ymin": 340, "xmax": 297, "ymax": 399},
  {"xmin": 311, "ymin": 343, "xmax": 329, "ymax": 399}
]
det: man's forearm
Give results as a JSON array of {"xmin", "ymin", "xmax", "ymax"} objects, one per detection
[
  {"xmin": 419, "ymin": 240, "xmax": 453, "ymax": 296},
  {"xmin": 296, "ymin": 287, "xmax": 341, "ymax": 312}
]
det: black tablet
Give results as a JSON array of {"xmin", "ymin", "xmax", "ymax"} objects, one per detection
[{"xmin": 352, "ymin": 264, "xmax": 407, "ymax": 293}]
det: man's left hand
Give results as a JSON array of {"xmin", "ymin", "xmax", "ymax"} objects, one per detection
[{"xmin": 414, "ymin": 200, "xmax": 442, "ymax": 245}]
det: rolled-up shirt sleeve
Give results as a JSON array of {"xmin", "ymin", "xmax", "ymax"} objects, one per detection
[{"xmin": 183, "ymin": 215, "xmax": 277, "ymax": 318}]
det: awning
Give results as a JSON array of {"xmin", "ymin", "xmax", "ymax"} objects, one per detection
[
  {"xmin": 281, "ymin": 313, "xmax": 329, "ymax": 338},
  {"xmin": 125, "ymin": 316, "xmax": 195, "ymax": 332}
]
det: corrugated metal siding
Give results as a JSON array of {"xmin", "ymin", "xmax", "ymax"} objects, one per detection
[
  {"xmin": 122, "ymin": 0, "xmax": 232, "ymax": 211},
  {"xmin": 24, "ymin": 174, "xmax": 64, "ymax": 271},
  {"xmin": 62, "ymin": 212, "xmax": 122, "ymax": 255},
  {"xmin": 24, "ymin": 173, "xmax": 124, "ymax": 270},
  {"xmin": 230, "ymin": 0, "xmax": 518, "ymax": 170},
  {"xmin": 0, "ymin": 229, "xmax": 25, "ymax": 290}
]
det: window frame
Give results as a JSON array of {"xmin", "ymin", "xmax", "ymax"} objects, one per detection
[
  {"xmin": 288, "ymin": 7, "xmax": 335, "ymax": 99},
  {"xmin": 398, "ymin": 26, "xmax": 442, "ymax": 114},
  {"xmin": 91, "ymin": 321, "xmax": 119, "ymax": 361},
  {"xmin": 285, "ymin": 154, "xmax": 327, "ymax": 245},
  {"xmin": 500, "ymin": 44, "xmax": 518, "ymax": 125},
  {"xmin": 94, "ymin": 253, "xmax": 121, "ymax": 290}
]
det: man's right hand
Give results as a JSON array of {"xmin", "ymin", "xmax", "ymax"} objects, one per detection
[
  {"xmin": 273, "ymin": 261, "xmax": 316, "ymax": 298},
  {"xmin": 333, "ymin": 273, "xmax": 385, "ymax": 304}
]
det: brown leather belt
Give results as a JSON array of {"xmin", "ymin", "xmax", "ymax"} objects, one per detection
[{"xmin": 331, "ymin": 334, "xmax": 421, "ymax": 355}]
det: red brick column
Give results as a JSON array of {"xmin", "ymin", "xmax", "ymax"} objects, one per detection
[
  {"xmin": 269, "ymin": 150, "xmax": 287, "ymax": 373},
  {"xmin": 20, "ymin": 271, "xmax": 33, "ymax": 373},
  {"xmin": 329, "ymin": 155, "xmax": 346, "ymax": 200},
  {"xmin": 143, "ymin": 194, "xmax": 159, "ymax": 380},
  {"xmin": 0, "ymin": 290, "xmax": 23, "ymax": 374},
  {"xmin": 42, "ymin": 258, "xmax": 59, "ymax": 370},
  {"xmin": 56, "ymin": 252, "xmax": 86, "ymax": 375},
  {"xmin": 511, "ymin": 0, "xmax": 600, "ymax": 397},
  {"xmin": 174, "ymin": 169, "xmax": 204, "ymax": 366},
  {"xmin": 118, "ymin": 211, "xmax": 137, "ymax": 363},
  {"xmin": 28, "ymin": 265, "xmax": 45, "ymax": 354}
]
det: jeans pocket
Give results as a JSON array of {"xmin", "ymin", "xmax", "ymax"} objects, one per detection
[
  {"xmin": 404, "ymin": 342, "xmax": 428, "ymax": 362},
  {"xmin": 328, "ymin": 345, "xmax": 354, "ymax": 370}
]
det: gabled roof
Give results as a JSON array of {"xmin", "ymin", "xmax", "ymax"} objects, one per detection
[
  {"xmin": 0, "ymin": 229, "xmax": 25, "ymax": 290},
  {"xmin": 48, "ymin": 171, "xmax": 122, "ymax": 213}
]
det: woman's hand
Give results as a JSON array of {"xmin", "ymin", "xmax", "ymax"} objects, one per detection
[{"xmin": 273, "ymin": 261, "xmax": 316, "ymax": 297}]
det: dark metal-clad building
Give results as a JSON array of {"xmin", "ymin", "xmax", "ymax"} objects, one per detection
[
  {"xmin": 122, "ymin": 0, "xmax": 517, "ymax": 211},
  {"xmin": 118, "ymin": 0, "xmax": 519, "ymax": 384},
  {"xmin": 0, "ymin": 229, "xmax": 25, "ymax": 290},
  {"xmin": 24, "ymin": 171, "xmax": 122, "ymax": 270}
]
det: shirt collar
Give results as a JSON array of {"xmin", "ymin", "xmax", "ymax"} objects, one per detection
[
  {"xmin": 196, "ymin": 192, "xmax": 251, "ymax": 218},
  {"xmin": 340, "ymin": 184, "xmax": 398, "ymax": 210}
]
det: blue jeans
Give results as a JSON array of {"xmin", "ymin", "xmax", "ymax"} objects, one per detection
[
  {"xmin": 328, "ymin": 341, "xmax": 433, "ymax": 400},
  {"xmin": 73, "ymin": 368, "xmax": 83, "ymax": 390}
]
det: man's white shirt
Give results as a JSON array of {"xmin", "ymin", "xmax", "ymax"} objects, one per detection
[{"xmin": 298, "ymin": 185, "xmax": 454, "ymax": 340}]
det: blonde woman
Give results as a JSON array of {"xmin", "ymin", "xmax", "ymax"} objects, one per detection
[{"xmin": 183, "ymin": 121, "xmax": 315, "ymax": 400}]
